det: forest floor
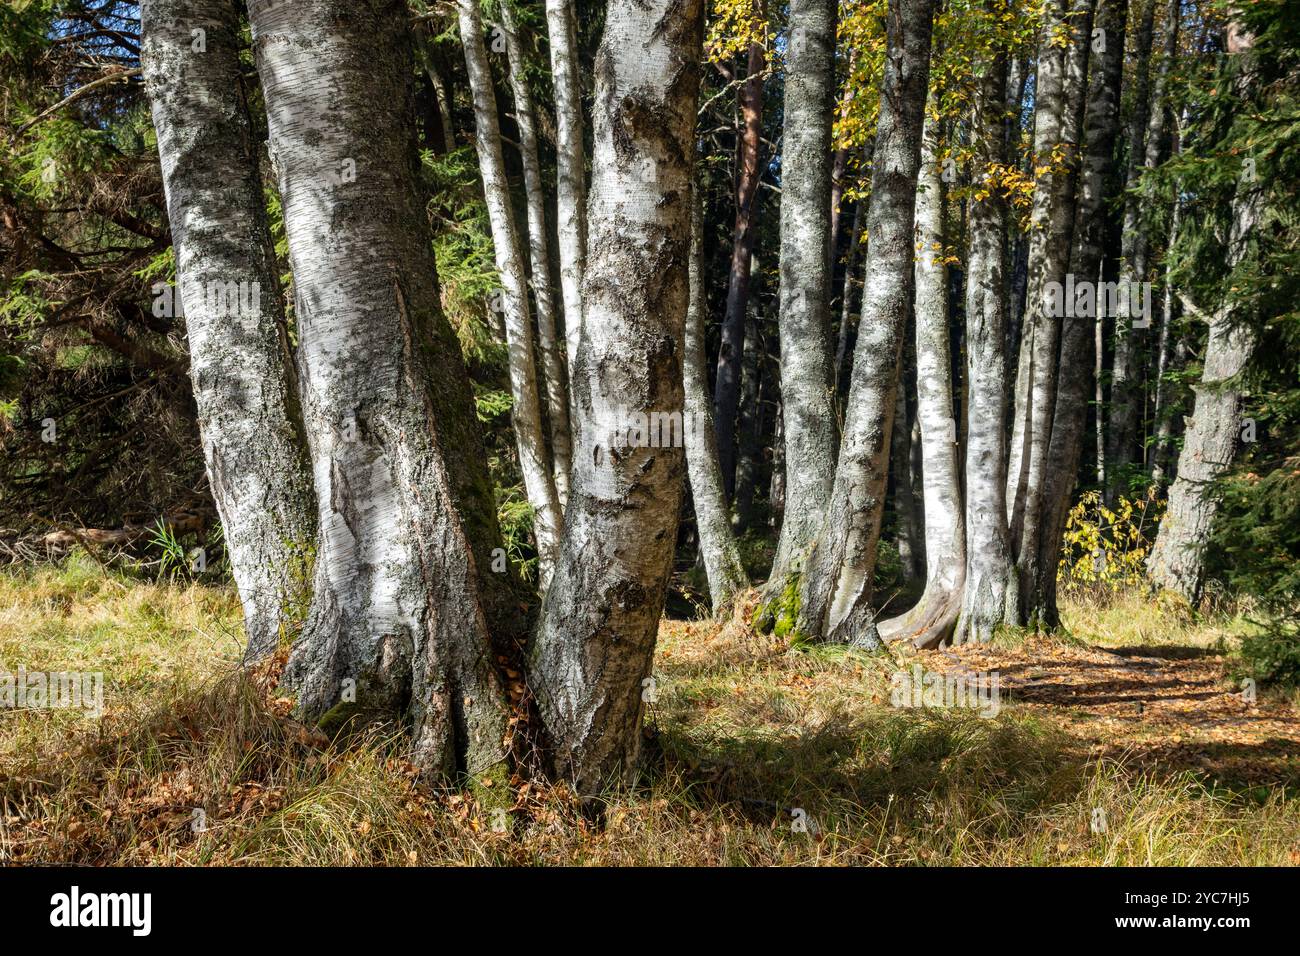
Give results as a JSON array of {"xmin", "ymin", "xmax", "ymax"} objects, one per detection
[{"xmin": 1, "ymin": 556, "xmax": 1298, "ymax": 866}]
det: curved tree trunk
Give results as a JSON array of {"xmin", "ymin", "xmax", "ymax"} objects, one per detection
[
  {"xmin": 713, "ymin": 4, "xmax": 766, "ymax": 499},
  {"xmin": 545, "ymin": 0, "xmax": 587, "ymax": 374},
  {"xmin": 955, "ymin": 13, "xmax": 1017, "ymax": 645},
  {"xmin": 250, "ymin": 0, "xmax": 514, "ymax": 780},
  {"xmin": 501, "ymin": 0, "xmax": 573, "ymax": 507},
  {"xmin": 686, "ymin": 176, "xmax": 749, "ymax": 613},
  {"xmin": 141, "ymin": 0, "xmax": 316, "ymax": 662},
  {"xmin": 457, "ymin": 0, "xmax": 564, "ymax": 583},
  {"xmin": 529, "ymin": 0, "xmax": 703, "ymax": 795},
  {"xmin": 795, "ymin": 0, "xmax": 936, "ymax": 646},
  {"xmin": 768, "ymin": 0, "xmax": 842, "ymax": 585},
  {"xmin": 879, "ymin": 109, "xmax": 966, "ymax": 648}
]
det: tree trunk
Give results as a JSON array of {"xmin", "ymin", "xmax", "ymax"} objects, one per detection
[
  {"xmin": 1031, "ymin": 0, "xmax": 1129, "ymax": 628},
  {"xmin": 879, "ymin": 108, "xmax": 966, "ymax": 648},
  {"xmin": 686, "ymin": 171, "xmax": 749, "ymax": 613},
  {"xmin": 501, "ymin": 0, "xmax": 573, "ymax": 507},
  {"xmin": 769, "ymin": 0, "xmax": 842, "ymax": 584},
  {"xmin": 1104, "ymin": 0, "xmax": 1158, "ymax": 501},
  {"xmin": 529, "ymin": 0, "xmax": 703, "ymax": 794},
  {"xmin": 956, "ymin": 12, "xmax": 1017, "ymax": 644},
  {"xmin": 1147, "ymin": 18, "xmax": 1260, "ymax": 602},
  {"xmin": 795, "ymin": 0, "xmax": 936, "ymax": 646},
  {"xmin": 834, "ymin": 192, "xmax": 865, "ymax": 396},
  {"xmin": 545, "ymin": 0, "xmax": 587, "ymax": 374},
  {"xmin": 1008, "ymin": 0, "xmax": 1094, "ymax": 626},
  {"xmin": 457, "ymin": 0, "xmax": 564, "ymax": 582},
  {"xmin": 732, "ymin": 306, "xmax": 765, "ymax": 533},
  {"xmin": 890, "ymin": 374, "xmax": 924, "ymax": 584},
  {"xmin": 141, "ymin": 0, "xmax": 316, "ymax": 662},
  {"xmin": 250, "ymin": 0, "xmax": 514, "ymax": 780},
  {"xmin": 713, "ymin": 3, "xmax": 766, "ymax": 499}
]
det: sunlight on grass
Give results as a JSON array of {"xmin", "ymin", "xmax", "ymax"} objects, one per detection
[{"xmin": 1, "ymin": 562, "xmax": 1296, "ymax": 866}]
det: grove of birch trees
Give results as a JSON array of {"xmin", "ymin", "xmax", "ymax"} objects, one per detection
[{"xmin": 3, "ymin": 0, "xmax": 1297, "ymax": 795}]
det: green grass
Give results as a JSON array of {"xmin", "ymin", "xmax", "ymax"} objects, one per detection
[{"xmin": 1, "ymin": 559, "xmax": 1297, "ymax": 865}]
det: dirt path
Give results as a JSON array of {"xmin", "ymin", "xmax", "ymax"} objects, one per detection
[{"xmin": 917, "ymin": 636, "xmax": 1300, "ymax": 792}]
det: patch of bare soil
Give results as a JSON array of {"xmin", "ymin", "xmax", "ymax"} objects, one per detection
[{"xmin": 918, "ymin": 636, "xmax": 1300, "ymax": 792}]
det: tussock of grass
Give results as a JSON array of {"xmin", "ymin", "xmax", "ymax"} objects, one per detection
[{"xmin": 1, "ymin": 562, "xmax": 1296, "ymax": 865}]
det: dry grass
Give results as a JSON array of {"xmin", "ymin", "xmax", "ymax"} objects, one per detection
[{"xmin": 2, "ymin": 558, "xmax": 1297, "ymax": 865}]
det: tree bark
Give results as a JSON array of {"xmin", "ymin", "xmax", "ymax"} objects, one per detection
[
  {"xmin": 955, "ymin": 14, "xmax": 1017, "ymax": 644},
  {"xmin": 686, "ymin": 169, "xmax": 750, "ymax": 613},
  {"xmin": 1105, "ymin": 0, "xmax": 1158, "ymax": 501},
  {"xmin": 732, "ymin": 305, "xmax": 765, "ymax": 532},
  {"xmin": 249, "ymin": 0, "xmax": 514, "ymax": 779},
  {"xmin": 545, "ymin": 0, "xmax": 587, "ymax": 374},
  {"xmin": 713, "ymin": 2, "xmax": 766, "ymax": 499},
  {"xmin": 1031, "ymin": 0, "xmax": 1128, "ymax": 628},
  {"xmin": 457, "ymin": 0, "xmax": 564, "ymax": 583},
  {"xmin": 529, "ymin": 0, "xmax": 703, "ymax": 794},
  {"xmin": 879, "ymin": 108, "xmax": 966, "ymax": 648},
  {"xmin": 1008, "ymin": 0, "xmax": 1094, "ymax": 626},
  {"xmin": 141, "ymin": 0, "xmax": 316, "ymax": 662},
  {"xmin": 501, "ymin": 0, "xmax": 573, "ymax": 507},
  {"xmin": 795, "ymin": 0, "xmax": 936, "ymax": 646},
  {"xmin": 769, "ymin": 0, "xmax": 842, "ymax": 585},
  {"xmin": 1147, "ymin": 18, "xmax": 1261, "ymax": 602}
]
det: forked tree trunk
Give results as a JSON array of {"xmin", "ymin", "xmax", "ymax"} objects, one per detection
[
  {"xmin": 713, "ymin": 3, "xmax": 766, "ymax": 498},
  {"xmin": 529, "ymin": 0, "xmax": 703, "ymax": 794},
  {"xmin": 768, "ymin": 0, "xmax": 841, "ymax": 584},
  {"xmin": 250, "ymin": 0, "xmax": 514, "ymax": 779},
  {"xmin": 141, "ymin": 0, "xmax": 316, "ymax": 662},
  {"xmin": 545, "ymin": 0, "xmax": 587, "ymax": 373},
  {"xmin": 879, "ymin": 108, "xmax": 966, "ymax": 648},
  {"xmin": 1031, "ymin": 0, "xmax": 1128, "ymax": 628},
  {"xmin": 457, "ymin": 0, "xmax": 563, "ymax": 583},
  {"xmin": 686, "ymin": 173, "xmax": 749, "ymax": 613},
  {"xmin": 795, "ymin": 0, "xmax": 935, "ymax": 646},
  {"xmin": 955, "ymin": 17, "xmax": 1017, "ymax": 645},
  {"xmin": 501, "ymin": 0, "xmax": 573, "ymax": 507}
]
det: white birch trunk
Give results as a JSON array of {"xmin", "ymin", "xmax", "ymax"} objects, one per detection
[
  {"xmin": 795, "ymin": 0, "xmax": 936, "ymax": 646},
  {"xmin": 545, "ymin": 0, "xmax": 587, "ymax": 374},
  {"xmin": 879, "ymin": 108, "xmax": 966, "ymax": 648},
  {"xmin": 529, "ymin": 0, "xmax": 703, "ymax": 794},
  {"xmin": 458, "ymin": 0, "xmax": 563, "ymax": 583},
  {"xmin": 249, "ymin": 0, "xmax": 514, "ymax": 779},
  {"xmin": 141, "ymin": 0, "xmax": 316, "ymax": 662}
]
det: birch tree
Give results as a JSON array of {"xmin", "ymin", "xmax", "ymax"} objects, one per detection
[
  {"xmin": 501, "ymin": 0, "xmax": 573, "ymax": 506},
  {"xmin": 879, "ymin": 108, "xmax": 965, "ymax": 648},
  {"xmin": 1007, "ymin": 0, "xmax": 1094, "ymax": 625},
  {"xmin": 686, "ymin": 174, "xmax": 749, "ymax": 612},
  {"xmin": 249, "ymin": 0, "xmax": 514, "ymax": 778},
  {"xmin": 457, "ymin": 0, "xmax": 563, "ymax": 582},
  {"xmin": 795, "ymin": 0, "xmax": 936, "ymax": 646},
  {"xmin": 955, "ymin": 12, "xmax": 1017, "ymax": 645},
  {"xmin": 529, "ymin": 0, "xmax": 703, "ymax": 793},
  {"xmin": 769, "ymin": 0, "xmax": 841, "ymax": 585},
  {"xmin": 545, "ymin": 0, "xmax": 587, "ymax": 372},
  {"xmin": 1032, "ymin": 0, "xmax": 1128, "ymax": 627},
  {"xmin": 141, "ymin": 0, "xmax": 315, "ymax": 661}
]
